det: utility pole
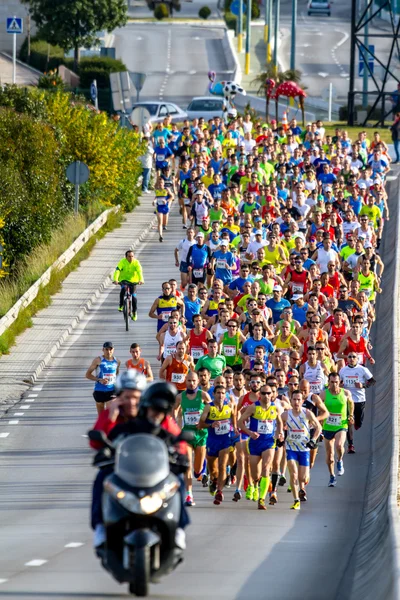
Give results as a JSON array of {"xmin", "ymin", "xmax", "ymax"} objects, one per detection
[
  {"xmin": 290, "ymin": 0, "xmax": 297, "ymax": 70},
  {"xmin": 264, "ymin": 0, "xmax": 269, "ymax": 43},
  {"xmin": 348, "ymin": 0, "xmax": 357, "ymax": 125},
  {"xmin": 245, "ymin": 0, "xmax": 252, "ymax": 75},
  {"xmin": 273, "ymin": 0, "xmax": 280, "ymax": 75},
  {"xmin": 238, "ymin": 0, "xmax": 243, "ymax": 53},
  {"xmin": 362, "ymin": 0, "xmax": 370, "ymax": 109},
  {"xmin": 267, "ymin": 0, "xmax": 272, "ymax": 62}
]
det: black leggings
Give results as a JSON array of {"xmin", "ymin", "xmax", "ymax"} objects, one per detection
[{"xmin": 119, "ymin": 282, "xmax": 137, "ymax": 314}]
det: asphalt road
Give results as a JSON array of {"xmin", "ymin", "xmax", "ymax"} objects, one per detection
[
  {"xmin": 0, "ymin": 179, "xmax": 396, "ymax": 599},
  {"xmin": 113, "ymin": 24, "xmax": 230, "ymax": 109}
]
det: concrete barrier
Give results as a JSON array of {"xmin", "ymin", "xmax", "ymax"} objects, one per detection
[
  {"xmin": 336, "ymin": 176, "xmax": 400, "ymax": 599},
  {"xmin": 0, "ymin": 207, "xmax": 119, "ymax": 338}
]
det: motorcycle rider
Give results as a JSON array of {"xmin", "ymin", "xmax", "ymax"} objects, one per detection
[{"xmin": 90, "ymin": 375, "xmax": 190, "ymax": 554}]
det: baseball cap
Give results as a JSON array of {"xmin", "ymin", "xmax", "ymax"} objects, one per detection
[
  {"xmin": 325, "ymin": 185, "xmax": 332, "ymax": 191},
  {"xmin": 254, "ymin": 216, "xmax": 262, "ymax": 222},
  {"xmin": 358, "ymin": 182, "xmax": 367, "ymax": 189},
  {"xmin": 196, "ymin": 231, "xmax": 205, "ymax": 238},
  {"xmin": 364, "ymin": 241, "xmax": 372, "ymax": 248},
  {"xmin": 273, "ymin": 285, "xmax": 282, "ymax": 292},
  {"xmin": 103, "ymin": 341, "xmax": 114, "ymax": 349},
  {"xmin": 309, "ymin": 236, "xmax": 317, "ymax": 242},
  {"xmin": 346, "ymin": 232, "xmax": 354, "ymax": 239},
  {"xmin": 220, "ymin": 239, "xmax": 229, "ymax": 246},
  {"xmin": 292, "ymin": 294, "xmax": 303, "ymax": 301}
]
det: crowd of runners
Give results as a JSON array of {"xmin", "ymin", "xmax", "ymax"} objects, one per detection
[{"xmin": 89, "ymin": 113, "xmax": 390, "ymax": 512}]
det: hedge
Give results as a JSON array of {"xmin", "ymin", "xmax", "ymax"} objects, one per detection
[{"xmin": 0, "ymin": 86, "xmax": 143, "ymax": 270}]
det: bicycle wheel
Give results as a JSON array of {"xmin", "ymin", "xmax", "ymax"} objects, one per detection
[{"xmin": 124, "ymin": 297, "xmax": 130, "ymax": 332}]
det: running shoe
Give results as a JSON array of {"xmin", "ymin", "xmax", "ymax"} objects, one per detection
[
  {"xmin": 258, "ymin": 498, "xmax": 267, "ymax": 510},
  {"xmin": 209, "ymin": 480, "xmax": 217, "ymax": 496},
  {"xmin": 163, "ymin": 226, "xmax": 167, "ymax": 231},
  {"xmin": 299, "ymin": 489, "xmax": 307, "ymax": 502},
  {"xmin": 246, "ymin": 485, "xmax": 254, "ymax": 500},
  {"xmin": 159, "ymin": 236, "xmax": 163, "ymax": 243},
  {"xmin": 232, "ymin": 490, "xmax": 242, "ymax": 502},
  {"xmin": 131, "ymin": 313, "xmax": 137, "ymax": 321},
  {"xmin": 290, "ymin": 500, "xmax": 301, "ymax": 510},
  {"xmin": 269, "ymin": 493, "xmax": 278, "ymax": 505},
  {"xmin": 185, "ymin": 495, "xmax": 195, "ymax": 507},
  {"xmin": 287, "ymin": 485, "xmax": 292, "ymax": 493},
  {"xmin": 224, "ymin": 475, "xmax": 231, "ymax": 488},
  {"xmin": 348, "ymin": 444, "xmax": 356, "ymax": 454},
  {"xmin": 202, "ymin": 474, "xmax": 209, "ymax": 487},
  {"xmin": 337, "ymin": 460, "xmax": 345, "ymax": 476},
  {"xmin": 182, "ymin": 225, "xmax": 187, "ymax": 229},
  {"xmin": 118, "ymin": 306, "xmax": 123, "ymax": 312},
  {"xmin": 328, "ymin": 475, "xmax": 337, "ymax": 487},
  {"xmin": 252, "ymin": 486, "xmax": 259, "ymax": 502},
  {"xmin": 279, "ymin": 475, "xmax": 286, "ymax": 487},
  {"xmin": 213, "ymin": 490, "xmax": 224, "ymax": 505}
]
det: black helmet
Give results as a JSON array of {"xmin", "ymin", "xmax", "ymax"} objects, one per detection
[{"xmin": 140, "ymin": 381, "xmax": 178, "ymax": 414}]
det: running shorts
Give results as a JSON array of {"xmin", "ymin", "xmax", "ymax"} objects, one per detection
[
  {"xmin": 248, "ymin": 435, "xmax": 276, "ymax": 456},
  {"xmin": 286, "ymin": 449, "xmax": 310, "ymax": 467}
]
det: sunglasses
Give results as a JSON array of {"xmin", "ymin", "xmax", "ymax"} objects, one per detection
[{"xmin": 260, "ymin": 391, "xmax": 272, "ymax": 395}]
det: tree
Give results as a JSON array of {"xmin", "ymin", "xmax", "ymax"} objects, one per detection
[{"xmin": 21, "ymin": 0, "xmax": 128, "ymax": 72}]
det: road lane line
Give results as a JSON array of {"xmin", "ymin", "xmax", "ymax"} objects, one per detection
[
  {"xmin": 0, "ymin": 433, "xmax": 10, "ymax": 438},
  {"xmin": 28, "ymin": 394, "xmax": 38, "ymax": 398},
  {"xmin": 0, "ymin": 579, "xmax": 8, "ymax": 584},
  {"xmin": 25, "ymin": 559, "xmax": 47, "ymax": 567},
  {"xmin": 20, "ymin": 405, "xmax": 30, "ymax": 409},
  {"xmin": 14, "ymin": 413, "xmax": 24, "ymax": 416},
  {"xmin": 65, "ymin": 542, "xmax": 84, "ymax": 548},
  {"xmin": 8, "ymin": 421, "xmax": 19, "ymax": 425},
  {"xmin": 32, "ymin": 386, "xmax": 42, "ymax": 391}
]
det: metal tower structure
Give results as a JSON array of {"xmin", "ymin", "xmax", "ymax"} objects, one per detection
[{"xmin": 348, "ymin": 0, "xmax": 400, "ymax": 126}]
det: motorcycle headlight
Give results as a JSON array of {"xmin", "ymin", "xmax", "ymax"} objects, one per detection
[
  {"xmin": 104, "ymin": 480, "xmax": 140, "ymax": 513},
  {"xmin": 139, "ymin": 480, "xmax": 180, "ymax": 515}
]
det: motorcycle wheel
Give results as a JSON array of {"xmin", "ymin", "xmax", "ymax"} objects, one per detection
[{"xmin": 129, "ymin": 546, "xmax": 150, "ymax": 597}]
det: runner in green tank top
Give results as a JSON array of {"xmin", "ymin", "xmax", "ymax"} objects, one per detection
[
  {"xmin": 219, "ymin": 319, "xmax": 246, "ymax": 370},
  {"xmin": 174, "ymin": 371, "xmax": 211, "ymax": 506},
  {"xmin": 320, "ymin": 372, "xmax": 354, "ymax": 488}
]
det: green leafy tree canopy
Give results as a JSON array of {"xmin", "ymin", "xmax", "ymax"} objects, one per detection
[{"xmin": 21, "ymin": 0, "xmax": 128, "ymax": 71}]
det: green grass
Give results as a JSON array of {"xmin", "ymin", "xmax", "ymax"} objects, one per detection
[{"xmin": 0, "ymin": 210, "xmax": 123, "ymax": 356}]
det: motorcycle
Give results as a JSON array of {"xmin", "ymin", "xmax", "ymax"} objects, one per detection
[{"xmin": 88, "ymin": 429, "xmax": 187, "ymax": 597}]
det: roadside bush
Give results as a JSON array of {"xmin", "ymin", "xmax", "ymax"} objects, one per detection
[
  {"xmin": 154, "ymin": 3, "xmax": 170, "ymax": 18},
  {"xmin": 79, "ymin": 57, "xmax": 126, "ymax": 89},
  {"xmin": 199, "ymin": 6, "xmax": 212, "ymax": 18},
  {"xmin": 224, "ymin": 11, "xmax": 246, "ymax": 30},
  {"xmin": 38, "ymin": 70, "xmax": 65, "ymax": 90}
]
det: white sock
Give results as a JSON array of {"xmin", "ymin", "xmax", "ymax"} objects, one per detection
[{"xmin": 175, "ymin": 527, "xmax": 186, "ymax": 550}]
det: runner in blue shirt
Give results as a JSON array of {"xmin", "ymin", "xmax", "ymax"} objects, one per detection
[{"xmin": 212, "ymin": 241, "xmax": 236, "ymax": 285}]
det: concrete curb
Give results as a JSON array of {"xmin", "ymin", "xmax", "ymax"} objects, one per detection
[{"xmin": 21, "ymin": 211, "xmax": 157, "ymax": 389}]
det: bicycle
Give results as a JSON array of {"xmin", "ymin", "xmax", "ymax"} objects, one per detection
[{"xmin": 119, "ymin": 281, "xmax": 137, "ymax": 331}]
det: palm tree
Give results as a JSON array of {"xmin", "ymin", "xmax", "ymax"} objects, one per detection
[{"xmin": 252, "ymin": 61, "xmax": 306, "ymax": 122}]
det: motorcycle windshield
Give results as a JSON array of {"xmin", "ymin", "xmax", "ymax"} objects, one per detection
[{"xmin": 115, "ymin": 434, "xmax": 170, "ymax": 488}]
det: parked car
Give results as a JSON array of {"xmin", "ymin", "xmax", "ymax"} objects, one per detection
[
  {"xmin": 186, "ymin": 96, "xmax": 225, "ymax": 121},
  {"xmin": 307, "ymin": 0, "xmax": 331, "ymax": 16},
  {"xmin": 130, "ymin": 101, "xmax": 187, "ymax": 124}
]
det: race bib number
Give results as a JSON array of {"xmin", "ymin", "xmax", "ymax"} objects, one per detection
[
  {"xmin": 103, "ymin": 373, "xmax": 116, "ymax": 385},
  {"xmin": 357, "ymin": 353, "xmax": 365, "ymax": 365},
  {"xmin": 215, "ymin": 419, "xmax": 230, "ymax": 435},
  {"xmin": 344, "ymin": 376, "xmax": 358, "ymax": 388},
  {"xmin": 161, "ymin": 311, "xmax": 171, "ymax": 322},
  {"xmin": 184, "ymin": 410, "xmax": 200, "ymax": 426},
  {"xmin": 171, "ymin": 372, "xmax": 185, "ymax": 384},
  {"xmin": 216, "ymin": 259, "xmax": 227, "ymax": 270},
  {"xmin": 191, "ymin": 348, "xmax": 204, "ymax": 359},
  {"xmin": 257, "ymin": 419, "xmax": 273, "ymax": 434},
  {"xmin": 292, "ymin": 283, "xmax": 304, "ymax": 294},
  {"xmin": 193, "ymin": 268, "xmax": 204, "ymax": 278},
  {"xmin": 288, "ymin": 429, "xmax": 307, "ymax": 443},
  {"xmin": 157, "ymin": 154, "xmax": 165, "ymax": 162},
  {"xmin": 223, "ymin": 345, "xmax": 236, "ymax": 357},
  {"xmin": 157, "ymin": 198, "xmax": 167, "ymax": 205},
  {"xmin": 309, "ymin": 381, "xmax": 322, "ymax": 394},
  {"xmin": 326, "ymin": 413, "xmax": 342, "ymax": 426},
  {"xmin": 165, "ymin": 345, "xmax": 176, "ymax": 357}
]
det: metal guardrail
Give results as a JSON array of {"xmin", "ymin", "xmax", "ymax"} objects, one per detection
[{"xmin": 0, "ymin": 206, "xmax": 119, "ymax": 338}]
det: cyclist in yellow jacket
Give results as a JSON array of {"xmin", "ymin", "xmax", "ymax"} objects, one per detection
[{"xmin": 113, "ymin": 250, "xmax": 144, "ymax": 320}]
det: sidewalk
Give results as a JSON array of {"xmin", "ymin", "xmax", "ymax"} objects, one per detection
[
  {"xmin": 0, "ymin": 198, "xmax": 156, "ymax": 416},
  {"xmin": 0, "ymin": 53, "xmax": 39, "ymax": 86}
]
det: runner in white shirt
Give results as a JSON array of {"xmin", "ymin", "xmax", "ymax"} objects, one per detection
[
  {"xmin": 175, "ymin": 228, "xmax": 196, "ymax": 291},
  {"xmin": 339, "ymin": 353, "xmax": 376, "ymax": 454}
]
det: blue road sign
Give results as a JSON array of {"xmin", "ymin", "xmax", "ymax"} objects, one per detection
[
  {"xmin": 230, "ymin": 0, "xmax": 245, "ymax": 16},
  {"xmin": 90, "ymin": 81, "xmax": 98, "ymax": 102},
  {"xmin": 358, "ymin": 44, "xmax": 374, "ymax": 77},
  {"xmin": 6, "ymin": 17, "xmax": 23, "ymax": 34}
]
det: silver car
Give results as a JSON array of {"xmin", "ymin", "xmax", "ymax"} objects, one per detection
[
  {"xmin": 307, "ymin": 0, "xmax": 331, "ymax": 16},
  {"xmin": 130, "ymin": 101, "xmax": 187, "ymax": 124},
  {"xmin": 186, "ymin": 96, "xmax": 225, "ymax": 121}
]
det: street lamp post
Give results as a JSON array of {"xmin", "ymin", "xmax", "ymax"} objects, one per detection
[
  {"xmin": 245, "ymin": 0, "xmax": 252, "ymax": 74},
  {"xmin": 273, "ymin": 0, "xmax": 280, "ymax": 75},
  {"xmin": 290, "ymin": 0, "xmax": 297, "ymax": 71},
  {"xmin": 238, "ymin": 0, "xmax": 243, "ymax": 53}
]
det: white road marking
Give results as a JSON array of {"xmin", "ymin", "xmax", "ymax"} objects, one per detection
[
  {"xmin": 8, "ymin": 421, "xmax": 19, "ymax": 425},
  {"xmin": 193, "ymin": 36, "xmax": 200, "ymax": 40},
  {"xmin": 335, "ymin": 30, "xmax": 349, "ymax": 47},
  {"xmin": 14, "ymin": 413, "xmax": 24, "ymax": 416},
  {"xmin": 65, "ymin": 542, "xmax": 84, "ymax": 548},
  {"xmin": 137, "ymin": 36, "xmax": 143, "ymax": 40},
  {"xmin": 32, "ymin": 386, "xmax": 42, "ymax": 391},
  {"xmin": 318, "ymin": 72, "xmax": 328, "ymax": 78},
  {"xmin": 302, "ymin": 43, "xmax": 311, "ymax": 47},
  {"xmin": 0, "ymin": 579, "xmax": 8, "ymax": 584},
  {"xmin": 28, "ymin": 394, "xmax": 38, "ymax": 398},
  {"xmin": 0, "ymin": 433, "xmax": 10, "ymax": 438},
  {"xmin": 189, "ymin": 70, "xmax": 197, "ymax": 75},
  {"xmin": 81, "ymin": 434, "xmax": 88, "ymax": 438},
  {"xmin": 25, "ymin": 559, "xmax": 47, "ymax": 567},
  {"xmin": 340, "ymin": 73, "xmax": 349, "ymax": 77},
  {"xmin": 20, "ymin": 405, "xmax": 30, "ymax": 409}
]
